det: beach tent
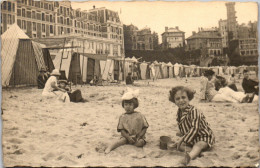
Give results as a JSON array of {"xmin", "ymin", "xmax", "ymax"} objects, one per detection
[
  {"xmin": 140, "ymin": 62, "xmax": 148, "ymax": 80},
  {"xmin": 174, "ymin": 63, "xmax": 180, "ymax": 76},
  {"xmin": 167, "ymin": 62, "xmax": 174, "ymax": 78},
  {"xmin": 161, "ymin": 62, "xmax": 168, "ymax": 78},
  {"xmin": 153, "ymin": 61, "xmax": 163, "ymax": 79},
  {"xmin": 1, "ymin": 24, "xmax": 54, "ymax": 87}
]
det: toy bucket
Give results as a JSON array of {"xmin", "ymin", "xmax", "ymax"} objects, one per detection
[{"xmin": 160, "ymin": 136, "xmax": 171, "ymax": 150}]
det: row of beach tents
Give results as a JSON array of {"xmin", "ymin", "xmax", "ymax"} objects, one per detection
[
  {"xmin": 125, "ymin": 57, "xmax": 258, "ymax": 80},
  {"xmin": 1, "ymin": 24, "xmax": 258, "ymax": 87}
]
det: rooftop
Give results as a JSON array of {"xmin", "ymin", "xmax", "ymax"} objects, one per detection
[{"xmin": 186, "ymin": 31, "xmax": 221, "ymax": 40}]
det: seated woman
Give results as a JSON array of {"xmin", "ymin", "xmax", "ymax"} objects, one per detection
[
  {"xmin": 203, "ymin": 70, "xmax": 254, "ymax": 103},
  {"xmin": 126, "ymin": 73, "xmax": 134, "ymax": 85},
  {"xmin": 59, "ymin": 80, "xmax": 87, "ymax": 103},
  {"xmin": 42, "ymin": 69, "xmax": 67, "ymax": 97}
]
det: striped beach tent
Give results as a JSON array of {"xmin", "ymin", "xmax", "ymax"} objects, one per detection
[{"xmin": 1, "ymin": 24, "xmax": 54, "ymax": 87}]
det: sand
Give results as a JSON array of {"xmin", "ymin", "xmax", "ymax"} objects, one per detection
[{"xmin": 2, "ymin": 77, "xmax": 259, "ymax": 167}]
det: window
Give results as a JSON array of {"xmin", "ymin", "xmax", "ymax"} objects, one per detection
[
  {"xmin": 40, "ymin": 2, "xmax": 44, "ymax": 8},
  {"xmin": 36, "ymin": 13, "xmax": 41, "ymax": 20},
  {"xmin": 32, "ymin": 22, "xmax": 36, "ymax": 31},
  {"xmin": 22, "ymin": 20, "xmax": 26, "ymax": 29},
  {"xmin": 67, "ymin": 28, "xmax": 70, "ymax": 34},
  {"xmin": 33, "ymin": 34, "xmax": 37, "ymax": 38},
  {"xmin": 44, "ymin": 3, "xmax": 48, "ymax": 10},
  {"xmin": 2, "ymin": 1, "xmax": 7, "ymax": 10},
  {"xmin": 46, "ymin": 15, "xmax": 49, "ymax": 22},
  {"xmin": 50, "ymin": 25, "xmax": 53, "ymax": 34},
  {"xmin": 42, "ymin": 13, "xmax": 45, "ymax": 21},
  {"xmin": 50, "ymin": 15, "xmax": 53, "ymax": 23},
  {"xmin": 60, "ymin": 17, "xmax": 63, "ymax": 24},
  {"xmin": 26, "ymin": 11, "xmax": 31, "ymax": 18},
  {"xmin": 29, "ymin": 0, "xmax": 32, "ymax": 6},
  {"xmin": 42, "ymin": 24, "xmax": 45, "ymax": 32},
  {"xmin": 8, "ymin": 2, "xmax": 11, "ymax": 11},
  {"xmin": 17, "ymin": 9, "xmax": 22, "ymax": 16},
  {"xmin": 67, "ymin": 18, "xmax": 69, "ymax": 25},
  {"xmin": 61, "ymin": 27, "xmax": 64, "ymax": 34},
  {"xmin": 22, "ymin": 8, "xmax": 26, "ymax": 17},
  {"xmin": 7, "ymin": 14, "xmax": 12, "ymax": 24},
  {"xmin": 32, "ymin": 11, "xmax": 36, "ymax": 19}
]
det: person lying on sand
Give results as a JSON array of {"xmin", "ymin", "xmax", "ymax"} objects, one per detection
[
  {"xmin": 204, "ymin": 70, "xmax": 253, "ymax": 103},
  {"xmin": 105, "ymin": 88, "xmax": 149, "ymax": 154},
  {"xmin": 59, "ymin": 80, "xmax": 87, "ymax": 103},
  {"xmin": 169, "ymin": 86, "xmax": 215, "ymax": 166}
]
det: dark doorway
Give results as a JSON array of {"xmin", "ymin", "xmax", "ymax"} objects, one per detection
[{"xmin": 68, "ymin": 53, "xmax": 82, "ymax": 85}]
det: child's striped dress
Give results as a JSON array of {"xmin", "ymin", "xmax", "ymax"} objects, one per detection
[{"xmin": 177, "ymin": 104, "xmax": 215, "ymax": 147}]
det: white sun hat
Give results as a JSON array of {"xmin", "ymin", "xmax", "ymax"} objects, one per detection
[
  {"xmin": 50, "ymin": 69, "xmax": 61, "ymax": 76},
  {"xmin": 122, "ymin": 87, "xmax": 139, "ymax": 100}
]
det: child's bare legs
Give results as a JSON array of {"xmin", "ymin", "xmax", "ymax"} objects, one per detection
[
  {"xmin": 105, "ymin": 138, "xmax": 127, "ymax": 154},
  {"xmin": 134, "ymin": 139, "xmax": 145, "ymax": 147},
  {"xmin": 177, "ymin": 143, "xmax": 192, "ymax": 152},
  {"xmin": 181, "ymin": 141, "xmax": 208, "ymax": 165}
]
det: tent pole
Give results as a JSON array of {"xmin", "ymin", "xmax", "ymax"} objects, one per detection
[
  {"xmin": 81, "ymin": 40, "xmax": 85, "ymax": 87},
  {"xmin": 59, "ymin": 37, "xmax": 66, "ymax": 70},
  {"xmin": 76, "ymin": 41, "xmax": 79, "ymax": 86}
]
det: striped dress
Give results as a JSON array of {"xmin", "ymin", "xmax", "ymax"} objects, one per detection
[{"xmin": 176, "ymin": 105, "xmax": 215, "ymax": 147}]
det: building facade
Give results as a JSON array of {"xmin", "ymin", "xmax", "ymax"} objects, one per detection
[
  {"xmin": 161, "ymin": 26, "xmax": 185, "ymax": 49},
  {"xmin": 225, "ymin": 2, "xmax": 238, "ymax": 41},
  {"xmin": 218, "ymin": 19, "xmax": 228, "ymax": 48},
  {"xmin": 186, "ymin": 27, "xmax": 223, "ymax": 57},
  {"xmin": 123, "ymin": 24, "xmax": 158, "ymax": 50},
  {"xmin": 229, "ymin": 38, "xmax": 258, "ymax": 65},
  {"xmin": 1, "ymin": 0, "xmax": 124, "ymax": 57}
]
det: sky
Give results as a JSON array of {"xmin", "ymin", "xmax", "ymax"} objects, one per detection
[{"xmin": 71, "ymin": 1, "xmax": 258, "ymax": 43}]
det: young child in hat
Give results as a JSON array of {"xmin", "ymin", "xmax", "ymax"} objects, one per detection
[
  {"xmin": 105, "ymin": 88, "xmax": 149, "ymax": 154},
  {"xmin": 169, "ymin": 86, "xmax": 215, "ymax": 166}
]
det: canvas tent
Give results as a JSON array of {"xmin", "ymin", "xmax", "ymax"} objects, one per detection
[{"xmin": 1, "ymin": 24, "xmax": 54, "ymax": 87}]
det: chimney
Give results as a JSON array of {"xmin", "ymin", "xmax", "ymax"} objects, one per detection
[
  {"xmin": 165, "ymin": 26, "xmax": 168, "ymax": 32},
  {"xmin": 93, "ymin": 5, "xmax": 95, "ymax": 9},
  {"xmin": 176, "ymin": 26, "xmax": 179, "ymax": 30},
  {"xmin": 192, "ymin": 31, "xmax": 196, "ymax": 35}
]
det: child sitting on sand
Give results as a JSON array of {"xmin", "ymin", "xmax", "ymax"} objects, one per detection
[
  {"xmin": 169, "ymin": 86, "xmax": 215, "ymax": 165},
  {"xmin": 105, "ymin": 88, "xmax": 149, "ymax": 154}
]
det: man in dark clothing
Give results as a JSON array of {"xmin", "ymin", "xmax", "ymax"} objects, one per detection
[
  {"xmin": 37, "ymin": 68, "xmax": 48, "ymax": 89},
  {"xmin": 242, "ymin": 70, "xmax": 259, "ymax": 95},
  {"xmin": 59, "ymin": 80, "xmax": 87, "ymax": 103},
  {"xmin": 126, "ymin": 73, "xmax": 134, "ymax": 85}
]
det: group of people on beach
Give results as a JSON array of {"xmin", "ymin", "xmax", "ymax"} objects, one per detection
[
  {"xmin": 39, "ymin": 69, "xmax": 86, "ymax": 103},
  {"xmin": 200, "ymin": 69, "xmax": 258, "ymax": 103},
  {"xmin": 38, "ymin": 67, "xmax": 258, "ymax": 166},
  {"xmin": 104, "ymin": 69, "xmax": 258, "ymax": 166}
]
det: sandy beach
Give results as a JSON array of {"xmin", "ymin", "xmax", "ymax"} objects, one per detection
[{"xmin": 2, "ymin": 77, "xmax": 259, "ymax": 167}]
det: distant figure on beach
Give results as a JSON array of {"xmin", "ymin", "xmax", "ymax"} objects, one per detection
[
  {"xmin": 42, "ymin": 69, "xmax": 69, "ymax": 100},
  {"xmin": 204, "ymin": 70, "xmax": 255, "ymax": 103},
  {"xmin": 169, "ymin": 86, "xmax": 215, "ymax": 165},
  {"xmin": 126, "ymin": 73, "xmax": 134, "ymax": 85},
  {"xmin": 105, "ymin": 88, "xmax": 149, "ymax": 154},
  {"xmin": 200, "ymin": 72, "xmax": 208, "ymax": 101},
  {"xmin": 37, "ymin": 67, "xmax": 49, "ymax": 89},
  {"xmin": 59, "ymin": 80, "xmax": 87, "ymax": 103},
  {"xmin": 242, "ymin": 70, "xmax": 259, "ymax": 95},
  {"xmin": 228, "ymin": 74, "xmax": 238, "ymax": 91},
  {"xmin": 90, "ymin": 75, "xmax": 98, "ymax": 86}
]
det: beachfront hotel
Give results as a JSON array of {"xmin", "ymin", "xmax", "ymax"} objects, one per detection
[{"xmin": 1, "ymin": 0, "xmax": 124, "ymax": 58}]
